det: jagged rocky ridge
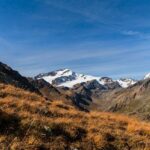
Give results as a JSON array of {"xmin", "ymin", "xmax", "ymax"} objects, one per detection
[
  {"xmin": 35, "ymin": 68, "xmax": 137, "ymax": 89},
  {"xmin": 0, "ymin": 62, "xmax": 39, "ymax": 93}
]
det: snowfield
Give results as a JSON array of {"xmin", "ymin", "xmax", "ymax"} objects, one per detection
[{"xmin": 37, "ymin": 69, "xmax": 137, "ymax": 88}]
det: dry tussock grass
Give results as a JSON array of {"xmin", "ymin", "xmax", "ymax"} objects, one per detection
[{"xmin": 0, "ymin": 83, "xmax": 150, "ymax": 150}]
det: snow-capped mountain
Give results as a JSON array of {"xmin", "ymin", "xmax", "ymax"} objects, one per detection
[
  {"xmin": 35, "ymin": 69, "xmax": 137, "ymax": 88},
  {"xmin": 144, "ymin": 73, "xmax": 150, "ymax": 80},
  {"xmin": 36, "ymin": 69, "xmax": 100, "ymax": 88},
  {"xmin": 117, "ymin": 78, "xmax": 137, "ymax": 88}
]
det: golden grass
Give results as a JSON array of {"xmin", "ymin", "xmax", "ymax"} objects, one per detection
[{"xmin": 0, "ymin": 83, "xmax": 150, "ymax": 150}]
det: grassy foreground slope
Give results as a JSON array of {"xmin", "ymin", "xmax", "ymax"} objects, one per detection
[{"xmin": 0, "ymin": 84, "xmax": 150, "ymax": 150}]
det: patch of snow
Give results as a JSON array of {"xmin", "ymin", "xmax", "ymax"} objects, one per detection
[
  {"xmin": 58, "ymin": 74, "xmax": 101, "ymax": 88},
  {"xmin": 117, "ymin": 78, "xmax": 136, "ymax": 88}
]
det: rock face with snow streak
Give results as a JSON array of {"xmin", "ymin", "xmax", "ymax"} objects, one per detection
[
  {"xmin": 144, "ymin": 73, "xmax": 150, "ymax": 80},
  {"xmin": 35, "ymin": 69, "xmax": 137, "ymax": 89}
]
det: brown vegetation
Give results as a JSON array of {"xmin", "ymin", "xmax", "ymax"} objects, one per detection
[{"xmin": 0, "ymin": 83, "xmax": 150, "ymax": 150}]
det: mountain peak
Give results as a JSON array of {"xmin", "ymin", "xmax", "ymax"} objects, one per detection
[
  {"xmin": 56, "ymin": 68, "xmax": 73, "ymax": 76},
  {"xmin": 36, "ymin": 69, "xmax": 137, "ymax": 88}
]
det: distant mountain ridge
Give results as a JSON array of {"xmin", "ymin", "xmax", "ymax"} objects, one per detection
[{"xmin": 35, "ymin": 68, "xmax": 137, "ymax": 89}]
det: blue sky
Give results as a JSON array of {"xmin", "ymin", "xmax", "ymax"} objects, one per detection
[{"xmin": 0, "ymin": 0, "xmax": 150, "ymax": 79}]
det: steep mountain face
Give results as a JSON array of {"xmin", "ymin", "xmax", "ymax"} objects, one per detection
[
  {"xmin": 72, "ymin": 79, "xmax": 121, "ymax": 100},
  {"xmin": 36, "ymin": 69, "xmax": 136, "ymax": 89},
  {"xmin": 29, "ymin": 78, "xmax": 93, "ymax": 111},
  {"xmin": 95, "ymin": 78, "xmax": 150, "ymax": 120},
  {"xmin": 73, "ymin": 80, "xmax": 107, "ymax": 92},
  {"xmin": 0, "ymin": 62, "xmax": 39, "ymax": 93},
  {"xmin": 28, "ymin": 78, "xmax": 67, "ymax": 101}
]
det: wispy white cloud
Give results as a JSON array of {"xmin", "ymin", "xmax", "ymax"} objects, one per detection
[
  {"xmin": 121, "ymin": 30, "xmax": 141, "ymax": 36},
  {"xmin": 120, "ymin": 30, "xmax": 150, "ymax": 40},
  {"xmin": 38, "ymin": 0, "xmax": 123, "ymax": 30}
]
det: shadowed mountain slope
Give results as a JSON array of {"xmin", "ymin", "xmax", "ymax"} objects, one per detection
[
  {"xmin": 0, "ymin": 62, "xmax": 39, "ymax": 93},
  {"xmin": 28, "ymin": 78, "xmax": 67, "ymax": 101}
]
